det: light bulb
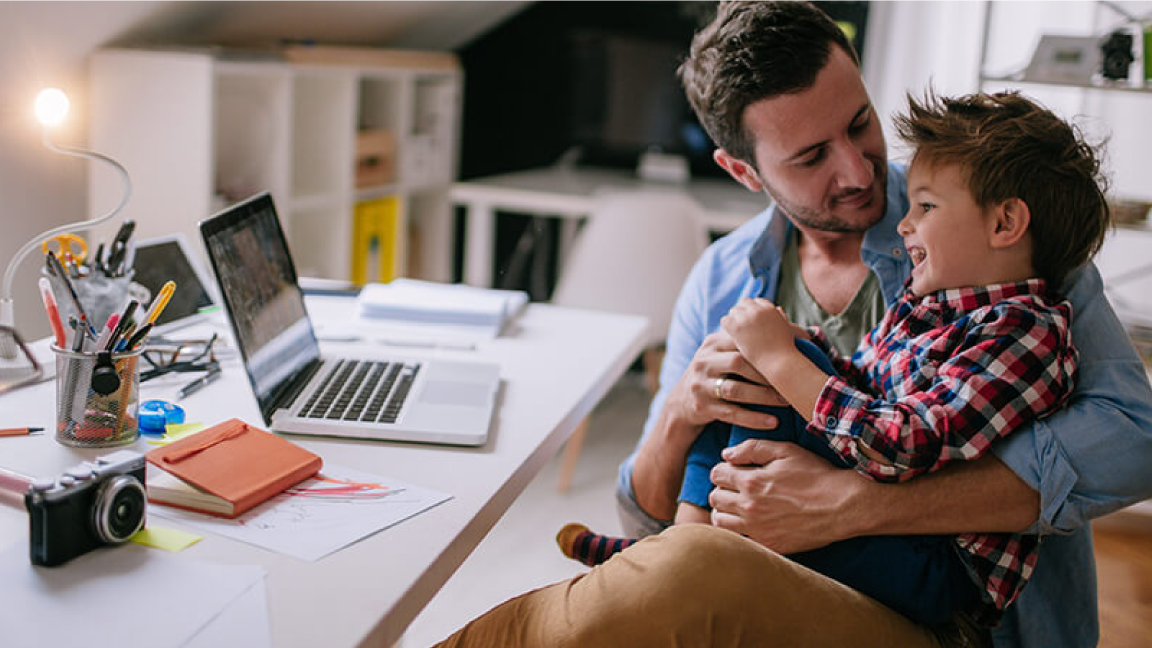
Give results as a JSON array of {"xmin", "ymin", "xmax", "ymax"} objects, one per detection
[{"xmin": 35, "ymin": 88, "xmax": 69, "ymax": 127}]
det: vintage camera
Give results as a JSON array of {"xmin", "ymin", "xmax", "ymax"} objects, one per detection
[
  {"xmin": 25, "ymin": 450, "xmax": 147, "ymax": 566},
  {"xmin": 1099, "ymin": 30, "xmax": 1135, "ymax": 80}
]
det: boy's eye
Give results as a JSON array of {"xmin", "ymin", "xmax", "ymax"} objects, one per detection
[{"xmin": 920, "ymin": 202, "xmax": 935, "ymax": 213}]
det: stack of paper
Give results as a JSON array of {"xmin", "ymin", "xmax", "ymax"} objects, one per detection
[{"xmin": 356, "ymin": 279, "xmax": 528, "ymax": 332}]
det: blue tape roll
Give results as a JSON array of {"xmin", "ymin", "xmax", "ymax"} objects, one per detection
[{"xmin": 139, "ymin": 399, "xmax": 186, "ymax": 436}]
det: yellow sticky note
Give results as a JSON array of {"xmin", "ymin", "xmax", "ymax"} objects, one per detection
[
  {"xmin": 131, "ymin": 526, "xmax": 202, "ymax": 552},
  {"xmin": 145, "ymin": 422, "xmax": 208, "ymax": 446}
]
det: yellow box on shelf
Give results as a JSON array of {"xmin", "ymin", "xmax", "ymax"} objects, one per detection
[{"xmin": 352, "ymin": 196, "xmax": 401, "ymax": 285}]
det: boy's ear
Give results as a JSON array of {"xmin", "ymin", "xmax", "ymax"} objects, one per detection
[
  {"xmin": 714, "ymin": 149, "xmax": 765, "ymax": 193},
  {"xmin": 988, "ymin": 197, "xmax": 1031, "ymax": 249}
]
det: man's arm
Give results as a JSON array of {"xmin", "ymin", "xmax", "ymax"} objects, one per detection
[
  {"xmin": 709, "ymin": 439, "xmax": 1038, "ymax": 554},
  {"xmin": 708, "ymin": 264, "xmax": 1152, "ymax": 550},
  {"xmin": 992, "ymin": 264, "xmax": 1152, "ymax": 533}
]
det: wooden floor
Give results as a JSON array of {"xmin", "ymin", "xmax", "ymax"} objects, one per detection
[{"xmin": 1094, "ymin": 509, "xmax": 1152, "ymax": 647}]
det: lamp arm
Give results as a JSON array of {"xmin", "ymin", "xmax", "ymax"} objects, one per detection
[{"xmin": 0, "ymin": 128, "xmax": 132, "ymax": 325}]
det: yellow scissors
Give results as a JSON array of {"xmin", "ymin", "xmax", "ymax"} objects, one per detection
[{"xmin": 41, "ymin": 233, "xmax": 88, "ymax": 267}]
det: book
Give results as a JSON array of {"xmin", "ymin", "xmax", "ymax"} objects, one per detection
[
  {"xmin": 356, "ymin": 278, "xmax": 529, "ymax": 333},
  {"xmin": 145, "ymin": 418, "xmax": 322, "ymax": 518}
]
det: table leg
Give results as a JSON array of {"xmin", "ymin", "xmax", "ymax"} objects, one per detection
[{"xmin": 464, "ymin": 201, "xmax": 495, "ymax": 288}]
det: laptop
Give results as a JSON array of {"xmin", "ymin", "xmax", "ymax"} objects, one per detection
[
  {"xmin": 131, "ymin": 233, "xmax": 221, "ymax": 332},
  {"xmin": 199, "ymin": 192, "xmax": 500, "ymax": 446}
]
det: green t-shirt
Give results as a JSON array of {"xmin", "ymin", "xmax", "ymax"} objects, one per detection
[{"xmin": 774, "ymin": 229, "xmax": 886, "ymax": 358}]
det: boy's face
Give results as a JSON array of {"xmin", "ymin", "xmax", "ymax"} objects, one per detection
[
  {"xmin": 717, "ymin": 47, "xmax": 888, "ymax": 234},
  {"xmin": 899, "ymin": 158, "xmax": 997, "ymax": 296}
]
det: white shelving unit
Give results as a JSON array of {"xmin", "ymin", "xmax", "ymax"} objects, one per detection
[{"xmin": 87, "ymin": 47, "xmax": 462, "ymax": 283}]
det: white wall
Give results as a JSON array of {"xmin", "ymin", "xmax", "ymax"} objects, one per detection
[{"xmin": 0, "ymin": 2, "xmax": 168, "ymax": 337}]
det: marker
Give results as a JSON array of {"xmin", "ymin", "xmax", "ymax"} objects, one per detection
[
  {"xmin": 0, "ymin": 427, "xmax": 44, "ymax": 437},
  {"xmin": 94, "ymin": 313, "xmax": 121, "ymax": 351},
  {"xmin": 143, "ymin": 280, "xmax": 175, "ymax": 325},
  {"xmin": 38, "ymin": 278, "xmax": 67, "ymax": 348}
]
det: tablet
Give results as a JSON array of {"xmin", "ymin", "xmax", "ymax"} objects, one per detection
[{"xmin": 130, "ymin": 234, "xmax": 220, "ymax": 331}]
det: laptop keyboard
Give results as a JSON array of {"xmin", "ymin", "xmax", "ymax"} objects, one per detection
[{"xmin": 299, "ymin": 360, "xmax": 421, "ymax": 424}]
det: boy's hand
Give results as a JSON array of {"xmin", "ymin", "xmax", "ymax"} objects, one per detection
[{"xmin": 721, "ymin": 298, "xmax": 799, "ymax": 369}]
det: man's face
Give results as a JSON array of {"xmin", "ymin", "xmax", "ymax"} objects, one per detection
[{"xmin": 720, "ymin": 47, "xmax": 888, "ymax": 233}]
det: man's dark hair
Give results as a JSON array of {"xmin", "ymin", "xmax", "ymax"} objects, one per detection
[
  {"xmin": 894, "ymin": 90, "xmax": 1111, "ymax": 289},
  {"xmin": 678, "ymin": 1, "xmax": 859, "ymax": 167}
]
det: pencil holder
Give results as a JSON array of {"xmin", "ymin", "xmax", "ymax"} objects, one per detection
[{"xmin": 53, "ymin": 346, "xmax": 142, "ymax": 448}]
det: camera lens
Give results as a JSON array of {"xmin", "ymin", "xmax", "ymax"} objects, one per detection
[{"xmin": 92, "ymin": 475, "xmax": 146, "ymax": 543}]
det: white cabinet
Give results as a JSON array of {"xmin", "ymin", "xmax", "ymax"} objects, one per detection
[{"xmin": 87, "ymin": 47, "xmax": 462, "ymax": 283}]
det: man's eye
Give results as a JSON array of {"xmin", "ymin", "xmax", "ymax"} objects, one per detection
[{"xmin": 800, "ymin": 149, "xmax": 826, "ymax": 167}]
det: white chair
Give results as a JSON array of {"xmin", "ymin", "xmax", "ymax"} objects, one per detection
[{"xmin": 550, "ymin": 190, "xmax": 711, "ymax": 491}]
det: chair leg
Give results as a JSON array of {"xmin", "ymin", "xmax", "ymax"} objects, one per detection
[{"xmin": 556, "ymin": 417, "xmax": 589, "ymax": 493}]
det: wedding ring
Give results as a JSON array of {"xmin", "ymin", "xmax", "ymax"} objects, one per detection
[{"xmin": 714, "ymin": 377, "xmax": 727, "ymax": 400}]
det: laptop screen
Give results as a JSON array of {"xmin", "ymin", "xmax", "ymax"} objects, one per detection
[
  {"xmin": 200, "ymin": 193, "xmax": 320, "ymax": 414},
  {"xmin": 131, "ymin": 235, "xmax": 216, "ymax": 330}
]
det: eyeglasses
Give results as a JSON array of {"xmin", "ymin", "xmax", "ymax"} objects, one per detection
[
  {"xmin": 139, "ymin": 333, "xmax": 219, "ymax": 383},
  {"xmin": 0, "ymin": 326, "xmax": 43, "ymax": 395}
]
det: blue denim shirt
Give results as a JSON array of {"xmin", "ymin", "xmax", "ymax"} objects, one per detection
[{"xmin": 616, "ymin": 162, "xmax": 1152, "ymax": 647}]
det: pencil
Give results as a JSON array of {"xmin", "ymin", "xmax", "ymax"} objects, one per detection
[{"xmin": 0, "ymin": 427, "xmax": 45, "ymax": 437}]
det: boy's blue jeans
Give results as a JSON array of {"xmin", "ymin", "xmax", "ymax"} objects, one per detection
[{"xmin": 679, "ymin": 339, "xmax": 978, "ymax": 626}]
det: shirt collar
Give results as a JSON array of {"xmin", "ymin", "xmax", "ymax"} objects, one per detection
[{"xmin": 908, "ymin": 277, "xmax": 1050, "ymax": 310}]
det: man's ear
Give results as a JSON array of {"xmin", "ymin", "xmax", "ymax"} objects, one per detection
[
  {"xmin": 988, "ymin": 197, "xmax": 1031, "ymax": 249},
  {"xmin": 714, "ymin": 149, "xmax": 764, "ymax": 193}
]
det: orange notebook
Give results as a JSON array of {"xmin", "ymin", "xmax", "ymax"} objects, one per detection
[{"xmin": 145, "ymin": 418, "xmax": 322, "ymax": 518}]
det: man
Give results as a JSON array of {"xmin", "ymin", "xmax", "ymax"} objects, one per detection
[{"xmin": 438, "ymin": 3, "xmax": 1152, "ymax": 646}]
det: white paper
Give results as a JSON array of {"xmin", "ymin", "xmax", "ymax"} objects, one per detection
[
  {"xmin": 150, "ymin": 463, "xmax": 451, "ymax": 562},
  {"xmin": 0, "ymin": 541, "xmax": 266, "ymax": 648},
  {"xmin": 356, "ymin": 279, "xmax": 528, "ymax": 329}
]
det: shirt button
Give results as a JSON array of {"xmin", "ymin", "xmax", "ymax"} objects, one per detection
[
  {"xmin": 826, "ymin": 415, "xmax": 838, "ymax": 427},
  {"xmin": 892, "ymin": 248, "xmax": 903, "ymax": 257}
]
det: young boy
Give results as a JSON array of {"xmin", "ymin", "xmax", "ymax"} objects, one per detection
[{"xmin": 559, "ymin": 89, "xmax": 1111, "ymax": 628}]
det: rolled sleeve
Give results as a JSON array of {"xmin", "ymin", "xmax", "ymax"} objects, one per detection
[{"xmin": 992, "ymin": 265, "xmax": 1152, "ymax": 535}]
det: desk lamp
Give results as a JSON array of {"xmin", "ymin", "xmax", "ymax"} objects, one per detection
[{"xmin": 0, "ymin": 88, "xmax": 133, "ymax": 333}]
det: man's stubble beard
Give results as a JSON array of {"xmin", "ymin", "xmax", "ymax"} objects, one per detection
[{"xmin": 762, "ymin": 160, "xmax": 888, "ymax": 234}]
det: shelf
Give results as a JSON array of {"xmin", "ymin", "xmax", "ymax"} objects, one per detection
[{"xmin": 980, "ymin": 75, "xmax": 1152, "ymax": 95}]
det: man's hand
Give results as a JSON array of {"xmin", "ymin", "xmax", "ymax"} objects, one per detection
[
  {"xmin": 632, "ymin": 329, "xmax": 787, "ymax": 521},
  {"xmin": 708, "ymin": 439, "xmax": 869, "ymax": 554},
  {"xmin": 666, "ymin": 328, "xmax": 788, "ymax": 431}
]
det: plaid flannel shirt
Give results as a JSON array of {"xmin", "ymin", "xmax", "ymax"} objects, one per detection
[{"xmin": 808, "ymin": 278, "xmax": 1077, "ymax": 624}]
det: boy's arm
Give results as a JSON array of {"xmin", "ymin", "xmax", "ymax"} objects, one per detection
[{"xmin": 762, "ymin": 300, "xmax": 1077, "ymax": 482}]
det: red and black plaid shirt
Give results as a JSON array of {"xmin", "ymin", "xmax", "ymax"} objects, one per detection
[{"xmin": 808, "ymin": 279, "xmax": 1077, "ymax": 624}]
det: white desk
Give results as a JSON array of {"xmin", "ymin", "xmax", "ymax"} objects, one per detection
[
  {"xmin": 451, "ymin": 166, "xmax": 767, "ymax": 288},
  {"xmin": 0, "ymin": 297, "xmax": 647, "ymax": 647}
]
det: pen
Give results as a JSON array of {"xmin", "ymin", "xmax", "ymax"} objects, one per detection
[
  {"xmin": 38, "ymin": 278, "xmax": 67, "ymax": 348},
  {"xmin": 176, "ymin": 364, "xmax": 221, "ymax": 400},
  {"xmin": 143, "ymin": 280, "xmax": 176, "ymax": 325},
  {"xmin": 124, "ymin": 322, "xmax": 153, "ymax": 350},
  {"xmin": 45, "ymin": 252, "xmax": 96, "ymax": 344},
  {"xmin": 0, "ymin": 427, "xmax": 44, "ymax": 437},
  {"xmin": 103, "ymin": 300, "xmax": 138, "ymax": 351}
]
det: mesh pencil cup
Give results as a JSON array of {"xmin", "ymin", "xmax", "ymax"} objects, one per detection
[{"xmin": 53, "ymin": 346, "xmax": 142, "ymax": 447}]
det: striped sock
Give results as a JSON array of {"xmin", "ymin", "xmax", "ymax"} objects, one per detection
[{"xmin": 556, "ymin": 523, "xmax": 639, "ymax": 566}]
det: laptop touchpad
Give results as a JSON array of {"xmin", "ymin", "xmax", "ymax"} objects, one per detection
[{"xmin": 420, "ymin": 381, "xmax": 491, "ymax": 408}]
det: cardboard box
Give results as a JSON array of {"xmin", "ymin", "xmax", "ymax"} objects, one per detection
[{"xmin": 355, "ymin": 130, "xmax": 395, "ymax": 188}]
